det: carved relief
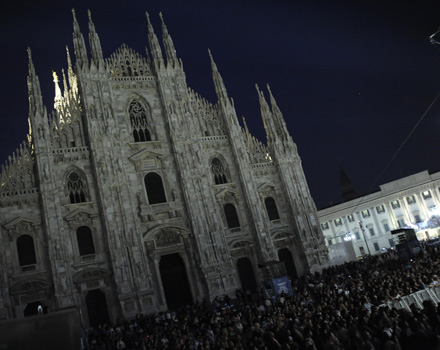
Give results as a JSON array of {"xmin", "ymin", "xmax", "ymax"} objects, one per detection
[
  {"xmin": 215, "ymin": 188, "xmax": 238, "ymax": 203},
  {"xmin": 128, "ymin": 148, "xmax": 162, "ymax": 172},
  {"xmin": 64, "ymin": 208, "xmax": 97, "ymax": 228},
  {"xmin": 258, "ymin": 183, "xmax": 276, "ymax": 199},
  {"xmin": 272, "ymin": 231, "xmax": 290, "ymax": 241},
  {"xmin": 106, "ymin": 44, "xmax": 151, "ymax": 77},
  {"xmin": 4, "ymin": 217, "xmax": 39, "ymax": 241},
  {"xmin": 10, "ymin": 280, "xmax": 51, "ymax": 295},
  {"xmin": 87, "ymin": 280, "xmax": 100, "ymax": 289},
  {"xmin": 230, "ymin": 241, "xmax": 250, "ymax": 258},
  {"xmin": 155, "ymin": 230, "xmax": 180, "ymax": 247},
  {"xmin": 21, "ymin": 292, "xmax": 44, "ymax": 303},
  {"xmin": 72, "ymin": 268, "xmax": 110, "ymax": 284},
  {"xmin": 0, "ymin": 141, "xmax": 35, "ymax": 195}
]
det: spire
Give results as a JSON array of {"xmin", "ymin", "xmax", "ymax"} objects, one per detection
[
  {"xmin": 72, "ymin": 8, "xmax": 89, "ymax": 69},
  {"xmin": 61, "ymin": 68, "xmax": 68, "ymax": 96},
  {"xmin": 242, "ymin": 116, "xmax": 253, "ymax": 148},
  {"xmin": 267, "ymin": 84, "xmax": 290, "ymax": 143},
  {"xmin": 339, "ymin": 165, "xmax": 357, "ymax": 202},
  {"xmin": 27, "ymin": 48, "xmax": 49, "ymax": 143},
  {"xmin": 145, "ymin": 12, "xmax": 164, "ymax": 66},
  {"xmin": 256, "ymin": 84, "xmax": 276, "ymax": 146},
  {"xmin": 66, "ymin": 46, "xmax": 78, "ymax": 94},
  {"xmin": 208, "ymin": 49, "xmax": 231, "ymax": 107},
  {"xmin": 88, "ymin": 9, "xmax": 104, "ymax": 68},
  {"xmin": 27, "ymin": 48, "xmax": 44, "ymax": 117},
  {"xmin": 242, "ymin": 116, "xmax": 250, "ymax": 137},
  {"xmin": 159, "ymin": 12, "xmax": 178, "ymax": 68},
  {"xmin": 53, "ymin": 71, "xmax": 63, "ymax": 111}
]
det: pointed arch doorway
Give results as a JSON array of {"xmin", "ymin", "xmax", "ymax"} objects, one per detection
[
  {"xmin": 278, "ymin": 248, "xmax": 298, "ymax": 279},
  {"xmin": 237, "ymin": 257, "xmax": 257, "ymax": 291},
  {"xmin": 86, "ymin": 289, "xmax": 110, "ymax": 327},
  {"xmin": 159, "ymin": 253, "xmax": 193, "ymax": 310}
]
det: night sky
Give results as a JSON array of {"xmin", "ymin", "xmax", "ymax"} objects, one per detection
[{"xmin": 1, "ymin": 0, "xmax": 440, "ymax": 209}]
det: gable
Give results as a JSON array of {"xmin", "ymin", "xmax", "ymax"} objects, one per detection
[
  {"xmin": 4, "ymin": 217, "xmax": 39, "ymax": 232},
  {"xmin": 129, "ymin": 148, "xmax": 165, "ymax": 171}
]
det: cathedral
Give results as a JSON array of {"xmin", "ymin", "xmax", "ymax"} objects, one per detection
[{"xmin": 0, "ymin": 9, "xmax": 327, "ymax": 326}]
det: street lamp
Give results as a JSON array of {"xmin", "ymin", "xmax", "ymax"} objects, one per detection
[{"xmin": 358, "ymin": 221, "xmax": 371, "ymax": 256}]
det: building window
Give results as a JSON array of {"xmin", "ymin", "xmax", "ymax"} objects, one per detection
[
  {"xmin": 414, "ymin": 214, "xmax": 422, "ymax": 223},
  {"xmin": 373, "ymin": 242, "xmax": 380, "ymax": 251},
  {"xmin": 388, "ymin": 238, "xmax": 395, "ymax": 247},
  {"xmin": 376, "ymin": 205, "xmax": 385, "ymax": 214},
  {"xmin": 129, "ymin": 101, "xmax": 151, "ymax": 142},
  {"xmin": 211, "ymin": 158, "xmax": 228, "ymax": 185},
  {"xmin": 422, "ymin": 191, "xmax": 432, "ymax": 200},
  {"xmin": 391, "ymin": 200, "xmax": 400, "ymax": 209},
  {"xmin": 359, "ymin": 246, "xmax": 365, "ymax": 255},
  {"xmin": 321, "ymin": 222, "xmax": 329, "ymax": 230},
  {"xmin": 407, "ymin": 196, "xmax": 416, "ymax": 205},
  {"xmin": 17, "ymin": 234, "xmax": 37, "ymax": 266},
  {"xmin": 383, "ymin": 223, "xmax": 390, "ymax": 232},
  {"xmin": 369, "ymin": 228, "xmax": 375, "ymax": 236},
  {"xmin": 265, "ymin": 197, "xmax": 280, "ymax": 221},
  {"xmin": 334, "ymin": 218, "xmax": 342, "ymax": 226},
  {"xmin": 76, "ymin": 226, "xmax": 95, "ymax": 256},
  {"xmin": 355, "ymin": 232, "xmax": 361, "ymax": 240},
  {"xmin": 362, "ymin": 210, "xmax": 370, "ymax": 218},
  {"xmin": 347, "ymin": 214, "xmax": 354, "ymax": 222},
  {"xmin": 67, "ymin": 172, "xmax": 87, "ymax": 204},
  {"xmin": 144, "ymin": 172, "xmax": 167, "ymax": 204},
  {"xmin": 397, "ymin": 219, "xmax": 405, "ymax": 227},
  {"xmin": 224, "ymin": 203, "xmax": 240, "ymax": 229}
]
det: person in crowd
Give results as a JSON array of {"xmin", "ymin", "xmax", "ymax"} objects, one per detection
[{"xmin": 86, "ymin": 247, "xmax": 440, "ymax": 349}]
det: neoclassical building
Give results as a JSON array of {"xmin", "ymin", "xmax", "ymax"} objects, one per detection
[
  {"xmin": 318, "ymin": 170, "xmax": 440, "ymax": 260},
  {"xmin": 0, "ymin": 10, "xmax": 327, "ymax": 325}
]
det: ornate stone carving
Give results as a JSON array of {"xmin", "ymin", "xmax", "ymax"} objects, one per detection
[
  {"xmin": 257, "ymin": 183, "xmax": 276, "ymax": 198},
  {"xmin": 64, "ymin": 208, "xmax": 97, "ymax": 228},
  {"xmin": 0, "ymin": 141, "xmax": 35, "ymax": 194},
  {"xmin": 155, "ymin": 230, "xmax": 180, "ymax": 247},
  {"xmin": 106, "ymin": 44, "xmax": 151, "ymax": 77},
  {"xmin": 4, "ymin": 217, "xmax": 39, "ymax": 241},
  {"xmin": 21, "ymin": 292, "xmax": 44, "ymax": 303},
  {"xmin": 72, "ymin": 268, "xmax": 110, "ymax": 284},
  {"xmin": 87, "ymin": 280, "xmax": 100, "ymax": 289},
  {"xmin": 128, "ymin": 148, "xmax": 163, "ymax": 172},
  {"xmin": 10, "ymin": 280, "xmax": 51, "ymax": 295},
  {"xmin": 215, "ymin": 188, "xmax": 238, "ymax": 203}
]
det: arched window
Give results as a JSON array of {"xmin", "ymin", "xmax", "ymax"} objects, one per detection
[
  {"xmin": 76, "ymin": 226, "xmax": 95, "ymax": 256},
  {"xmin": 17, "ymin": 234, "xmax": 36, "ymax": 266},
  {"xmin": 129, "ymin": 101, "xmax": 151, "ymax": 142},
  {"xmin": 265, "ymin": 197, "xmax": 280, "ymax": 221},
  {"xmin": 67, "ymin": 172, "xmax": 87, "ymax": 204},
  {"xmin": 224, "ymin": 203, "xmax": 240, "ymax": 229},
  {"xmin": 144, "ymin": 172, "xmax": 167, "ymax": 204},
  {"xmin": 211, "ymin": 158, "xmax": 228, "ymax": 184}
]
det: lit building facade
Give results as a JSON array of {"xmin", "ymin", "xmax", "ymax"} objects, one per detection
[
  {"xmin": 0, "ymin": 10, "xmax": 327, "ymax": 325},
  {"xmin": 318, "ymin": 170, "xmax": 440, "ymax": 259}
]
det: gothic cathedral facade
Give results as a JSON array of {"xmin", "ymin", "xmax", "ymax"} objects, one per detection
[{"xmin": 0, "ymin": 10, "xmax": 327, "ymax": 325}]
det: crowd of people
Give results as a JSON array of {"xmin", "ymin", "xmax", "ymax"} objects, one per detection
[{"xmin": 86, "ymin": 245, "xmax": 440, "ymax": 350}]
